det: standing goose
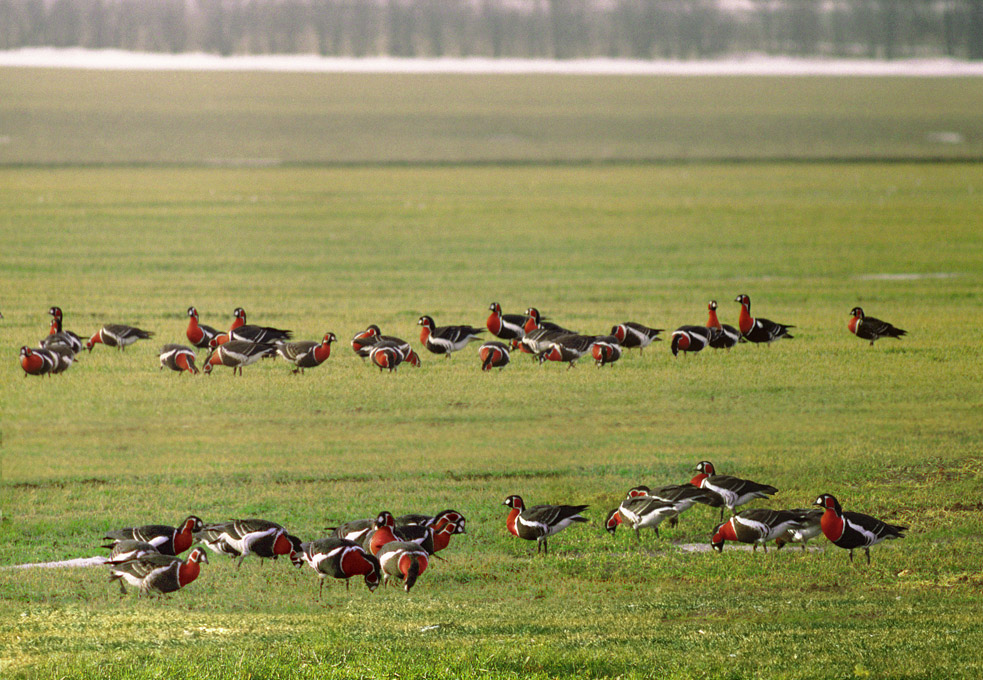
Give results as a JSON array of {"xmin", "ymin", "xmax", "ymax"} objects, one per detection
[
  {"xmin": 706, "ymin": 300, "xmax": 741, "ymax": 349},
  {"xmin": 417, "ymin": 315, "xmax": 483, "ymax": 357},
  {"xmin": 523, "ymin": 308, "xmax": 575, "ymax": 335},
  {"xmin": 503, "ymin": 495, "xmax": 588, "ymax": 555},
  {"xmin": 734, "ymin": 294, "xmax": 794, "ymax": 344},
  {"xmin": 210, "ymin": 308, "xmax": 292, "ymax": 347},
  {"xmin": 185, "ymin": 307, "xmax": 223, "ymax": 349},
  {"xmin": 814, "ymin": 494, "xmax": 907, "ymax": 564},
  {"xmin": 710, "ymin": 508, "xmax": 813, "ymax": 553},
  {"xmin": 486, "ymin": 302, "xmax": 528, "ymax": 343},
  {"xmin": 86, "ymin": 324, "xmax": 154, "ymax": 351},
  {"xmin": 20, "ymin": 346, "xmax": 74, "ymax": 376},
  {"xmin": 300, "ymin": 538, "xmax": 381, "ymax": 598},
  {"xmin": 202, "ymin": 341, "xmax": 276, "ymax": 375},
  {"xmin": 43, "ymin": 308, "xmax": 84, "ymax": 355},
  {"xmin": 41, "ymin": 321, "xmax": 83, "ymax": 355},
  {"xmin": 275, "ymin": 332, "xmax": 337, "ymax": 373},
  {"xmin": 225, "ymin": 308, "xmax": 292, "ymax": 346},
  {"xmin": 690, "ymin": 461, "xmax": 777, "ymax": 518},
  {"xmin": 848, "ymin": 307, "xmax": 906, "ymax": 346},
  {"xmin": 159, "ymin": 344, "xmax": 199, "ymax": 374},
  {"xmin": 19, "ymin": 346, "xmax": 56, "ymax": 377},
  {"xmin": 104, "ymin": 516, "xmax": 204, "ymax": 556},
  {"xmin": 107, "ymin": 547, "xmax": 208, "ymax": 597},
  {"xmin": 45, "ymin": 344, "xmax": 76, "ymax": 374},
  {"xmin": 611, "ymin": 322, "xmax": 662, "ymax": 354}
]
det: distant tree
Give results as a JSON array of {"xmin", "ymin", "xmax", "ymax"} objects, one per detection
[
  {"xmin": 969, "ymin": 0, "xmax": 983, "ymax": 58},
  {"xmin": 46, "ymin": 0, "xmax": 81, "ymax": 46}
]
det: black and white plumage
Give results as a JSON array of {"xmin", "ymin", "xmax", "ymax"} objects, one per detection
[
  {"xmin": 107, "ymin": 547, "xmax": 208, "ymax": 596},
  {"xmin": 711, "ymin": 508, "xmax": 813, "ymax": 552},
  {"xmin": 159, "ymin": 344, "xmax": 199, "ymax": 374},
  {"xmin": 41, "ymin": 331, "xmax": 83, "ymax": 356},
  {"xmin": 351, "ymin": 325, "xmax": 412, "ymax": 360},
  {"xmin": 228, "ymin": 324, "xmax": 292, "ymax": 346},
  {"xmin": 605, "ymin": 495, "xmax": 678, "ymax": 541},
  {"xmin": 690, "ymin": 461, "xmax": 777, "ymax": 518},
  {"xmin": 774, "ymin": 508, "xmax": 824, "ymax": 551},
  {"xmin": 391, "ymin": 524, "xmax": 437, "ymax": 555},
  {"xmin": 363, "ymin": 512, "xmax": 403, "ymax": 556},
  {"xmin": 417, "ymin": 315, "xmax": 483, "ymax": 356},
  {"xmin": 849, "ymin": 307, "xmax": 907, "ymax": 346},
  {"xmin": 486, "ymin": 302, "xmax": 528, "ymax": 342},
  {"xmin": 300, "ymin": 538, "xmax": 381, "ymax": 598},
  {"xmin": 503, "ymin": 495, "xmax": 588, "ymax": 555},
  {"xmin": 104, "ymin": 516, "xmax": 204, "ymax": 556},
  {"xmin": 202, "ymin": 341, "xmax": 276, "ymax": 375},
  {"xmin": 538, "ymin": 339, "xmax": 589, "ymax": 368},
  {"xmin": 518, "ymin": 328, "xmax": 570, "ymax": 356},
  {"xmin": 377, "ymin": 540, "xmax": 430, "ymax": 592},
  {"xmin": 611, "ymin": 322, "xmax": 662, "ymax": 354},
  {"xmin": 104, "ymin": 515, "xmax": 203, "ymax": 555},
  {"xmin": 478, "ymin": 341, "xmax": 511, "ymax": 371},
  {"xmin": 735, "ymin": 294, "xmax": 794, "ymax": 344},
  {"xmin": 328, "ymin": 517, "xmax": 377, "ymax": 545},
  {"xmin": 670, "ymin": 326, "xmax": 712, "ymax": 356},
  {"xmin": 369, "ymin": 345, "xmax": 421, "ymax": 372},
  {"xmin": 539, "ymin": 333, "xmax": 610, "ymax": 368},
  {"xmin": 225, "ymin": 308, "xmax": 292, "ymax": 345},
  {"xmin": 395, "ymin": 509, "xmax": 467, "ymax": 532},
  {"xmin": 45, "ymin": 307, "xmax": 84, "ymax": 354},
  {"xmin": 395, "ymin": 510, "xmax": 466, "ymax": 553},
  {"xmin": 523, "ymin": 308, "xmax": 576, "ymax": 335},
  {"xmin": 186, "ymin": 307, "xmax": 223, "ymax": 349},
  {"xmin": 104, "ymin": 540, "xmax": 160, "ymax": 564},
  {"xmin": 627, "ymin": 484, "xmax": 724, "ymax": 526},
  {"xmin": 19, "ymin": 346, "xmax": 56, "ymax": 376},
  {"xmin": 86, "ymin": 324, "xmax": 154, "ymax": 351},
  {"xmin": 23, "ymin": 344, "xmax": 75, "ymax": 375},
  {"xmin": 591, "ymin": 339, "xmax": 622, "ymax": 367},
  {"xmin": 194, "ymin": 519, "xmax": 303, "ymax": 568},
  {"xmin": 815, "ymin": 494, "xmax": 907, "ymax": 564},
  {"xmin": 46, "ymin": 344, "xmax": 76, "ymax": 374},
  {"xmin": 706, "ymin": 300, "xmax": 741, "ymax": 349},
  {"xmin": 275, "ymin": 332, "xmax": 336, "ymax": 373}
]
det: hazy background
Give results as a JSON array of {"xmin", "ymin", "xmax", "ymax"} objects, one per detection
[{"xmin": 2, "ymin": 0, "xmax": 982, "ymax": 61}]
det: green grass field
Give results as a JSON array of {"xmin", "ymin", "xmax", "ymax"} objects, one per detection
[
  {"xmin": 1, "ymin": 70, "xmax": 983, "ymax": 679},
  {"xmin": 2, "ymin": 70, "xmax": 983, "ymax": 163}
]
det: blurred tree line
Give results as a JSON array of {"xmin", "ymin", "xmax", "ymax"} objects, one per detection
[{"xmin": 1, "ymin": 0, "xmax": 981, "ymax": 60}]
